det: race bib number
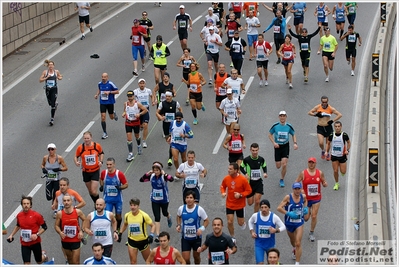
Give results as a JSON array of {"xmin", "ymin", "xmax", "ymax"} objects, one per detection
[
  {"xmin": 190, "ymin": 84, "xmax": 198, "ymax": 92},
  {"xmin": 183, "ymin": 60, "xmax": 191, "ymax": 68},
  {"xmin": 100, "ymin": 92, "xmax": 109, "ymax": 101},
  {"xmin": 273, "ymin": 26, "xmax": 281, "ymax": 33},
  {"xmin": 218, "ymin": 87, "xmax": 226, "ymax": 95},
  {"xmin": 179, "ymin": 20, "xmax": 187, "ymax": 28},
  {"xmin": 258, "ymin": 225, "xmax": 270, "ymax": 238},
  {"xmin": 156, "ymin": 50, "xmax": 162, "ymax": 57},
  {"xmin": 128, "ymin": 111, "xmax": 137, "ymax": 121},
  {"xmin": 323, "ymin": 42, "xmax": 331, "ymax": 50},
  {"xmin": 337, "ymin": 12, "xmax": 344, "ymax": 19},
  {"xmin": 228, "ymin": 29, "xmax": 234, "ymax": 37},
  {"xmin": 257, "ymin": 54, "xmax": 265, "ymax": 59},
  {"xmin": 185, "ymin": 177, "xmax": 197, "ymax": 188},
  {"xmin": 94, "ymin": 228, "xmax": 107, "ymax": 239},
  {"xmin": 47, "ymin": 170, "xmax": 57, "ymax": 180},
  {"xmin": 211, "ymin": 251, "xmax": 225, "ymax": 264},
  {"xmin": 21, "ymin": 229, "xmax": 32, "ymax": 242},
  {"xmin": 317, "ymin": 11, "xmax": 324, "ymax": 18},
  {"xmin": 165, "ymin": 112, "xmax": 175, "ymax": 122},
  {"xmin": 301, "ymin": 43, "xmax": 309, "ymax": 51},
  {"xmin": 295, "ymin": 9, "xmax": 303, "ymax": 16},
  {"xmin": 333, "ymin": 145, "xmax": 342, "ymax": 152},
  {"xmin": 289, "ymin": 208, "xmax": 302, "ymax": 223},
  {"xmin": 153, "ymin": 189, "xmax": 164, "ymax": 200},
  {"xmin": 184, "ymin": 225, "xmax": 197, "ymax": 238},
  {"xmin": 348, "ymin": 34, "xmax": 356, "ymax": 42},
  {"xmin": 232, "ymin": 44, "xmax": 241, "ymax": 53},
  {"xmin": 64, "ymin": 225, "xmax": 77, "ymax": 238},
  {"xmin": 232, "ymin": 88, "xmax": 239, "ymax": 95},
  {"xmin": 46, "ymin": 80, "xmax": 55, "ymax": 87},
  {"xmin": 307, "ymin": 184, "xmax": 319, "ymax": 196},
  {"xmin": 250, "ymin": 169, "xmax": 261, "ymax": 180},
  {"xmin": 129, "ymin": 223, "xmax": 141, "ymax": 236},
  {"xmin": 349, "ymin": 6, "xmax": 355, "ymax": 13},
  {"xmin": 283, "ymin": 51, "xmax": 293, "ymax": 58},
  {"xmin": 84, "ymin": 155, "xmax": 96, "ymax": 166},
  {"xmin": 173, "ymin": 135, "xmax": 183, "ymax": 142},
  {"xmin": 106, "ymin": 185, "xmax": 118, "ymax": 197},
  {"xmin": 277, "ymin": 131, "xmax": 288, "ymax": 143},
  {"xmin": 133, "ymin": 35, "xmax": 139, "ymax": 43},
  {"xmin": 249, "ymin": 5, "xmax": 255, "ymax": 11},
  {"xmin": 231, "ymin": 140, "xmax": 242, "ymax": 151},
  {"xmin": 207, "ymin": 44, "xmax": 215, "ymax": 50}
]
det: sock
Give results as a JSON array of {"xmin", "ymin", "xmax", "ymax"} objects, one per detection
[
  {"xmin": 341, "ymin": 172, "xmax": 346, "ymax": 176},
  {"xmin": 310, "ymin": 231, "xmax": 314, "ymax": 234},
  {"xmin": 136, "ymin": 138, "xmax": 141, "ymax": 146},
  {"xmin": 337, "ymin": 29, "xmax": 339, "ymax": 34},
  {"xmin": 127, "ymin": 141, "xmax": 133, "ymax": 153},
  {"xmin": 90, "ymin": 194, "xmax": 99, "ymax": 204},
  {"xmin": 116, "ymin": 219, "xmax": 122, "ymax": 230},
  {"xmin": 101, "ymin": 121, "xmax": 106, "ymax": 133},
  {"xmin": 169, "ymin": 147, "xmax": 172, "ymax": 159},
  {"xmin": 340, "ymin": 29, "xmax": 344, "ymax": 37},
  {"xmin": 192, "ymin": 109, "xmax": 197, "ymax": 118}
]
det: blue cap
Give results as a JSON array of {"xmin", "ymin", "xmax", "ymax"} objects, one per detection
[{"xmin": 292, "ymin": 182, "xmax": 302, "ymax": 189}]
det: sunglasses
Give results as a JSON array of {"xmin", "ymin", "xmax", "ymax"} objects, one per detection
[
  {"xmin": 233, "ymin": 129, "xmax": 240, "ymax": 131},
  {"xmin": 48, "ymin": 148, "xmax": 55, "ymax": 151}
]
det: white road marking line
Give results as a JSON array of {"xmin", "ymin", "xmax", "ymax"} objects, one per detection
[
  {"xmin": 4, "ymin": 184, "xmax": 42, "ymax": 228},
  {"xmin": 65, "ymin": 121, "xmax": 95, "ymax": 153},
  {"xmin": 199, "ymin": 183, "xmax": 204, "ymax": 191},
  {"xmin": 192, "ymin": 15, "xmax": 203, "ymax": 24}
]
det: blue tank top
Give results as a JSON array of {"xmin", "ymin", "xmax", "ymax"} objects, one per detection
[
  {"xmin": 103, "ymin": 170, "xmax": 123, "ymax": 203},
  {"xmin": 255, "ymin": 212, "xmax": 276, "ymax": 248},
  {"xmin": 316, "ymin": 5, "xmax": 326, "ymax": 21},
  {"xmin": 335, "ymin": 5, "xmax": 345, "ymax": 22},
  {"xmin": 284, "ymin": 194, "xmax": 304, "ymax": 226},
  {"xmin": 150, "ymin": 173, "xmax": 169, "ymax": 204},
  {"xmin": 181, "ymin": 205, "xmax": 200, "ymax": 240}
]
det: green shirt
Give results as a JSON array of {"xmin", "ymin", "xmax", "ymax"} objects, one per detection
[
  {"xmin": 345, "ymin": 2, "xmax": 357, "ymax": 14},
  {"xmin": 320, "ymin": 35, "xmax": 338, "ymax": 52}
]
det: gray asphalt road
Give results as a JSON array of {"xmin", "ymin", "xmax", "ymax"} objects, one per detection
[{"xmin": 2, "ymin": 2, "xmax": 378, "ymax": 265}]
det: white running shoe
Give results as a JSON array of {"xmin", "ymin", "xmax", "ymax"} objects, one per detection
[
  {"xmin": 351, "ymin": 70, "xmax": 355, "ymax": 76},
  {"xmin": 240, "ymin": 222, "xmax": 247, "ymax": 230},
  {"xmin": 259, "ymin": 80, "xmax": 263, "ymax": 86},
  {"xmin": 325, "ymin": 76, "xmax": 329, "ymax": 82},
  {"xmin": 264, "ymin": 80, "xmax": 268, "ymax": 86},
  {"xmin": 289, "ymin": 83, "xmax": 293, "ymax": 89},
  {"xmin": 126, "ymin": 153, "xmax": 134, "ymax": 162},
  {"xmin": 142, "ymin": 141, "xmax": 147, "ymax": 148}
]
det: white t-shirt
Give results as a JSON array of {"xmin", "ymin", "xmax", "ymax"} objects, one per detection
[
  {"xmin": 245, "ymin": 17, "xmax": 260, "ymax": 35},
  {"xmin": 223, "ymin": 77, "xmax": 244, "ymax": 100},
  {"xmin": 133, "ymin": 88, "xmax": 153, "ymax": 108},
  {"xmin": 206, "ymin": 33, "xmax": 222, "ymax": 54},
  {"xmin": 201, "ymin": 26, "xmax": 220, "ymax": 40},
  {"xmin": 76, "ymin": 2, "xmax": 90, "ymax": 17}
]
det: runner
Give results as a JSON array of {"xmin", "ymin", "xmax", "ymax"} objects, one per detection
[
  {"xmin": 220, "ymin": 162, "xmax": 252, "ymax": 244},
  {"xmin": 278, "ymin": 34, "xmax": 296, "ymax": 89},
  {"xmin": 221, "ymin": 69, "xmax": 246, "ymax": 102},
  {"xmin": 181, "ymin": 63, "xmax": 206, "ymax": 125},
  {"xmin": 213, "ymin": 63, "xmax": 230, "ymax": 117},
  {"xmin": 295, "ymin": 157, "xmax": 327, "ymax": 242},
  {"xmin": 332, "ymin": 2, "xmax": 348, "ymax": 38},
  {"xmin": 307, "ymin": 96, "xmax": 342, "ymax": 160},
  {"xmin": 41, "ymin": 143, "xmax": 68, "ymax": 217},
  {"xmin": 155, "ymin": 91, "xmax": 183, "ymax": 167},
  {"xmin": 201, "ymin": 19, "xmax": 220, "ymax": 53},
  {"xmin": 219, "ymin": 88, "xmax": 241, "ymax": 134},
  {"xmin": 253, "ymin": 33, "xmax": 272, "ymax": 86},
  {"xmin": 228, "ymin": 2, "xmax": 243, "ymax": 22},
  {"xmin": 83, "ymin": 243, "xmax": 117, "ymax": 265},
  {"xmin": 240, "ymin": 143, "xmax": 268, "ymax": 213},
  {"xmin": 340, "ymin": 25, "xmax": 362, "ymax": 76},
  {"xmin": 314, "ymin": 2, "xmax": 330, "ymax": 37},
  {"xmin": 345, "ymin": 2, "xmax": 358, "ymax": 26},
  {"xmin": 122, "ymin": 90, "xmax": 148, "ymax": 162},
  {"xmin": 52, "ymin": 177, "xmax": 86, "ymax": 219},
  {"xmin": 212, "ymin": 2, "xmax": 225, "ymax": 38},
  {"xmin": 39, "ymin": 59, "xmax": 62, "ymax": 126},
  {"xmin": 94, "ymin": 73, "xmax": 119, "ymax": 140},
  {"xmin": 176, "ymin": 190, "xmax": 209, "ymax": 264},
  {"xmin": 268, "ymin": 111, "xmax": 298, "ymax": 187},
  {"xmin": 7, "ymin": 196, "xmax": 48, "ymax": 264},
  {"xmin": 224, "ymin": 30, "xmax": 247, "ymax": 77},
  {"xmin": 290, "ymin": 2, "xmax": 307, "ymax": 34},
  {"xmin": 244, "ymin": 10, "xmax": 261, "ymax": 61},
  {"xmin": 150, "ymin": 35, "xmax": 171, "ymax": 85},
  {"xmin": 139, "ymin": 161, "xmax": 174, "ymax": 242},
  {"xmin": 223, "ymin": 123, "xmax": 246, "ymax": 166},
  {"xmin": 54, "ymin": 194, "xmax": 86, "ymax": 264},
  {"xmin": 263, "ymin": 9, "xmax": 286, "ymax": 64},
  {"xmin": 176, "ymin": 49, "xmax": 196, "ymax": 105},
  {"xmin": 75, "ymin": 2, "xmax": 93, "ymax": 40},
  {"xmin": 225, "ymin": 13, "xmax": 243, "ymax": 67},
  {"xmin": 173, "ymin": 5, "xmax": 193, "ymax": 50},
  {"xmin": 317, "ymin": 27, "xmax": 338, "ymax": 82},
  {"xmin": 119, "ymin": 198, "xmax": 156, "ymax": 264},
  {"xmin": 325, "ymin": 121, "xmax": 351, "ymax": 190},
  {"xmin": 153, "ymin": 72, "xmax": 177, "ymax": 106},
  {"xmin": 176, "ymin": 150, "xmax": 207, "ymax": 201},
  {"xmin": 262, "ymin": 2, "xmax": 290, "ymax": 18},
  {"xmin": 277, "ymin": 182, "xmax": 308, "ymax": 265},
  {"xmin": 133, "ymin": 78, "xmax": 154, "ymax": 149},
  {"xmin": 74, "ymin": 131, "xmax": 104, "ymax": 205},
  {"xmin": 243, "ymin": 2, "xmax": 259, "ymax": 18},
  {"xmin": 248, "ymin": 199, "xmax": 285, "ymax": 264},
  {"xmin": 146, "ymin": 231, "xmax": 186, "ymax": 264},
  {"xmin": 99, "ymin": 157, "xmax": 128, "ymax": 242},
  {"xmin": 82, "ymin": 198, "xmax": 119, "ymax": 257},
  {"xmin": 288, "ymin": 24, "xmax": 321, "ymax": 82},
  {"xmin": 197, "ymin": 217, "xmax": 237, "ymax": 264},
  {"xmin": 130, "ymin": 18, "xmax": 148, "ymax": 76},
  {"xmin": 205, "ymin": 26, "xmax": 223, "ymax": 85},
  {"xmin": 139, "ymin": 11, "xmax": 154, "ymax": 58},
  {"xmin": 204, "ymin": 7, "xmax": 220, "ymax": 28}
]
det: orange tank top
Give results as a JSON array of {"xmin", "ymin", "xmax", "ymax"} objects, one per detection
[
  {"xmin": 316, "ymin": 104, "xmax": 333, "ymax": 114},
  {"xmin": 189, "ymin": 72, "xmax": 202, "ymax": 93}
]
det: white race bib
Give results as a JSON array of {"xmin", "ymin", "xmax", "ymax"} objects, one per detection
[
  {"xmin": 84, "ymin": 155, "xmax": 96, "ymax": 166},
  {"xmin": 21, "ymin": 229, "xmax": 32, "ymax": 242},
  {"xmin": 258, "ymin": 225, "xmax": 271, "ymax": 238},
  {"xmin": 184, "ymin": 225, "xmax": 197, "ymax": 238},
  {"xmin": 64, "ymin": 225, "xmax": 77, "ymax": 238},
  {"xmin": 211, "ymin": 251, "xmax": 225, "ymax": 264}
]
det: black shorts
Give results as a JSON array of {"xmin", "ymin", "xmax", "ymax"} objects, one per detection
[
  {"xmin": 335, "ymin": 20, "xmax": 345, "ymax": 25},
  {"xmin": 321, "ymin": 22, "xmax": 328, "ymax": 27},
  {"xmin": 103, "ymin": 244, "xmax": 113, "ymax": 258},
  {"xmin": 232, "ymin": 58, "xmax": 243, "ymax": 75},
  {"xmin": 234, "ymin": 12, "xmax": 241, "ymax": 18},
  {"xmin": 162, "ymin": 121, "xmax": 171, "ymax": 136},
  {"xmin": 215, "ymin": 95, "xmax": 227, "ymax": 103},
  {"xmin": 125, "ymin": 124, "xmax": 140, "ymax": 134},
  {"xmin": 281, "ymin": 59, "xmax": 294, "ymax": 66},
  {"xmin": 256, "ymin": 60, "xmax": 269, "ymax": 69},
  {"xmin": 274, "ymin": 38, "xmax": 285, "ymax": 52},
  {"xmin": 181, "ymin": 237, "xmax": 202, "ymax": 252},
  {"xmin": 300, "ymin": 51, "xmax": 311, "ymax": 67},
  {"xmin": 127, "ymin": 238, "xmax": 150, "ymax": 251},
  {"xmin": 228, "ymin": 152, "xmax": 243, "ymax": 163},
  {"xmin": 100, "ymin": 104, "xmax": 115, "ymax": 114},
  {"xmin": 79, "ymin": 15, "xmax": 90, "ymax": 24},
  {"xmin": 140, "ymin": 111, "xmax": 150, "ymax": 124},
  {"xmin": 143, "ymin": 36, "xmax": 151, "ymax": 43},
  {"xmin": 82, "ymin": 169, "xmax": 100, "ymax": 183},
  {"xmin": 206, "ymin": 52, "xmax": 220, "ymax": 63},
  {"xmin": 178, "ymin": 31, "xmax": 188, "ymax": 40},
  {"xmin": 331, "ymin": 155, "xmax": 347, "ymax": 163},
  {"xmin": 247, "ymin": 179, "xmax": 264, "ymax": 198},
  {"xmin": 346, "ymin": 49, "xmax": 357, "ymax": 59},
  {"xmin": 189, "ymin": 92, "xmax": 203, "ymax": 102},
  {"xmin": 183, "ymin": 187, "xmax": 200, "ymax": 203},
  {"xmin": 154, "ymin": 64, "xmax": 167, "ymax": 71},
  {"xmin": 21, "ymin": 243, "xmax": 43, "ymax": 263},
  {"xmin": 226, "ymin": 207, "xmax": 245, "ymax": 218},
  {"xmin": 274, "ymin": 142, "xmax": 289, "ymax": 162},
  {"xmin": 61, "ymin": 241, "xmax": 81, "ymax": 251},
  {"xmin": 294, "ymin": 17, "xmax": 304, "ymax": 25},
  {"xmin": 322, "ymin": 51, "xmax": 335, "ymax": 60},
  {"xmin": 317, "ymin": 124, "xmax": 333, "ymax": 137}
]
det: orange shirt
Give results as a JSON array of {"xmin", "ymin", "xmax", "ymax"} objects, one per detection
[
  {"xmin": 316, "ymin": 104, "xmax": 333, "ymax": 115},
  {"xmin": 188, "ymin": 71, "xmax": 202, "ymax": 93},
  {"xmin": 75, "ymin": 142, "xmax": 103, "ymax": 172},
  {"xmin": 243, "ymin": 2, "xmax": 259, "ymax": 17},
  {"xmin": 220, "ymin": 173, "xmax": 252, "ymax": 210}
]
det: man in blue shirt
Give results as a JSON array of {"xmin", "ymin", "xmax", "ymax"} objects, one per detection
[
  {"xmin": 83, "ymin": 242, "xmax": 116, "ymax": 265},
  {"xmin": 94, "ymin": 73, "xmax": 120, "ymax": 139},
  {"xmin": 290, "ymin": 2, "xmax": 307, "ymax": 34},
  {"xmin": 263, "ymin": 10, "xmax": 286, "ymax": 64},
  {"xmin": 268, "ymin": 111, "xmax": 298, "ymax": 187}
]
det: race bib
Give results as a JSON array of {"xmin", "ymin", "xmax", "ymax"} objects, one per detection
[
  {"xmin": 173, "ymin": 135, "xmax": 183, "ymax": 142},
  {"xmin": 128, "ymin": 111, "xmax": 137, "ymax": 121},
  {"xmin": 94, "ymin": 228, "xmax": 107, "ymax": 239},
  {"xmin": 211, "ymin": 251, "xmax": 225, "ymax": 264},
  {"xmin": 21, "ymin": 229, "xmax": 32, "ymax": 242},
  {"xmin": 190, "ymin": 84, "xmax": 198, "ymax": 92},
  {"xmin": 258, "ymin": 225, "xmax": 270, "ymax": 238},
  {"xmin": 64, "ymin": 225, "xmax": 77, "ymax": 238},
  {"xmin": 348, "ymin": 34, "xmax": 356, "ymax": 42},
  {"xmin": 185, "ymin": 177, "xmax": 197, "ymax": 188},
  {"xmin": 333, "ymin": 145, "xmax": 342, "ymax": 152},
  {"xmin": 84, "ymin": 155, "xmax": 96, "ymax": 166},
  {"xmin": 337, "ymin": 12, "xmax": 344, "ymax": 19},
  {"xmin": 100, "ymin": 92, "xmax": 109, "ymax": 101},
  {"xmin": 301, "ymin": 43, "xmax": 309, "ymax": 51},
  {"xmin": 257, "ymin": 54, "xmax": 265, "ymax": 59},
  {"xmin": 152, "ymin": 189, "xmax": 164, "ymax": 201},
  {"xmin": 295, "ymin": 9, "xmax": 303, "ymax": 16},
  {"xmin": 289, "ymin": 208, "xmax": 302, "ymax": 223},
  {"xmin": 250, "ymin": 169, "xmax": 261, "ymax": 180},
  {"xmin": 207, "ymin": 44, "xmax": 215, "ymax": 50},
  {"xmin": 218, "ymin": 87, "xmax": 226, "ymax": 95},
  {"xmin": 273, "ymin": 26, "xmax": 281, "ymax": 33},
  {"xmin": 133, "ymin": 35, "xmax": 139, "ymax": 43},
  {"xmin": 323, "ymin": 42, "xmax": 331, "ymax": 50},
  {"xmin": 349, "ymin": 6, "xmax": 355, "ymax": 13},
  {"xmin": 106, "ymin": 185, "xmax": 118, "ymax": 197},
  {"xmin": 183, "ymin": 60, "xmax": 191, "ymax": 68},
  {"xmin": 228, "ymin": 29, "xmax": 234, "ymax": 37},
  {"xmin": 47, "ymin": 170, "xmax": 57, "ymax": 180},
  {"xmin": 283, "ymin": 51, "xmax": 293, "ymax": 58},
  {"xmin": 179, "ymin": 20, "xmax": 187, "ymax": 28},
  {"xmin": 129, "ymin": 223, "xmax": 141, "ymax": 236},
  {"xmin": 277, "ymin": 131, "xmax": 288, "ymax": 143},
  {"xmin": 46, "ymin": 80, "xmax": 55, "ymax": 87},
  {"xmin": 165, "ymin": 112, "xmax": 175, "ymax": 122},
  {"xmin": 307, "ymin": 184, "xmax": 319, "ymax": 196},
  {"xmin": 156, "ymin": 50, "xmax": 162, "ymax": 57},
  {"xmin": 231, "ymin": 140, "xmax": 242, "ymax": 151},
  {"xmin": 317, "ymin": 11, "xmax": 324, "ymax": 18},
  {"xmin": 184, "ymin": 225, "xmax": 197, "ymax": 238},
  {"xmin": 232, "ymin": 88, "xmax": 239, "ymax": 95}
]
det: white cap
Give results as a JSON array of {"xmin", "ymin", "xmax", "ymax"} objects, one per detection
[
  {"xmin": 138, "ymin": 78, "xmax": 146, "ymax": 83},
  {"xmin": 47, "ymin": 143, "xmax": 56, "ymax": 149},
  {"xmin": 226, "ymin": 88, "xmax": 233, "ymax": 94},
  {"xmin": 209, "ymin": 26, "xmax": 215, "ymax": 30},
  {"xmin": 208, "ymin": 7, "xmax": 213, "ymax": 10},
  {"xmin": 179, "ymin": 5, "xmax": 185, "ymax": 9},
  {"xmin": 279, "ymin": 110, "xmax": 287, "ymax": 115},
  {"xmin": 165, "ymin": 91, "xmax": 173, "ymax": 96}
]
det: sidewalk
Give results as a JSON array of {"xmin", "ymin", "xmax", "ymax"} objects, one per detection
[{"xmin": 2, "ymin": 2, "xmax": 128, "ymax": 91}]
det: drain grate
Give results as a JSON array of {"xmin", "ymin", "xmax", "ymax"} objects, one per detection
[{"xmin": 14, "ymin": 51, "xmax": 29, "ymax": 55}]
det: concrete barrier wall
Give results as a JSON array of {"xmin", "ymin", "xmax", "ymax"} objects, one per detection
[{"xmin": 2, "ymin": 2, "xmax": 80, "ymax": 57}]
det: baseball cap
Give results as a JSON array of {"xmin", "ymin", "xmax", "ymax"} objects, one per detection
[
  {"xmin": 208, "ymin": 7, "xmax": 213, "ymax": 11},
  {"xmin": 175, "ymin": 111, "xmax": 184, "ymax": 118},
  {"xmin": 292, "ymin": 182, "xmax": 302, "ymax": 189},
  {"xmin": 138, "ymin": 78, "xmax": 146, "ymax": 83},
  {"xmin": 308, "ymin": 157, "xmax": 317, "ymax": 163},
  {"xmin": 133, "ymin": 18, "xmax": 139, "ymax": 23},
  {"xmin": 226, "ymin": 88, "xmax": 233, "ymax": 94},
  {"xmin": 207, "ymin": 18, "xmax": 213, "ymax": 23},
  {"xmin": 47, "ymin": 143, "xmax": 56, "ymax": 149},
  {"xmin": 260, "ymin": 199, "xmax": 270, "ymax": 208},
  {"xmin": 179, "ymin": 5, "xmax": 185, "ymax": 9},
  {"xmin": 127, "ymin": 90, "xmax": 134, "ymax": 96},
  {"xmin": 209, "ymin": 26, "xmax": 215, "ymax": 31},
  {"xmin": 279, "ymin": 110, "xmax": 287, "ymax": 115}
]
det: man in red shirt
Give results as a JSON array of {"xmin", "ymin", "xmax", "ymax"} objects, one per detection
[
  {"xmin": 130, "ymin": 18, "xmax": 148, "ymax": 76},
  {"xmin": 220, "ymin": 162, "xmax": 252, "ymax": 244},
  {"xmin": 7, "ymin": 196, "xmax": 48, "ymax": 264}
]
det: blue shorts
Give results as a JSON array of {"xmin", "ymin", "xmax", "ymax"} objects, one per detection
[
  {"xmin": 255, "ymin": 244, "xmax": 273, "ymax": 264},
  {"xmin": 247, "ymin": 34, "xmax": 258, "ymax": 47},
  {"xmin": 105, "ymin": 201, "xmax": 123, "ymax": 215},
  {"xmin": 281, "ymin": 59, "xmax": 294, "ymax": 66},
  {"xmin": 132, "ymin": 45, "xmax": 145, "ymax": 61},
  {"xmin": 307, "ymin": 199, "xmax": 321, "ymax": 208},
  {"xmin": 285, "ymin": 222, "xmax": 304, "ymax": 233},
  {"xmin": 140, "ymin": 111, "xmax": 150, "ymax": 124},
  {"xmin": 170, "ymin": 143, "xmax": 187, "ymax": 153}
]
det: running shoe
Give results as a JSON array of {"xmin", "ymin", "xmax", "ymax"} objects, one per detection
[
  {"xmin": 201, "ymin": 102, "xmax": 206, "ymax": 111},
  {"xmin": 80, "ymin": 34, "xmax": 85, "ymax": 40},
  {"xmin": 90, "ymin": 27, "xmax": 93, "ymax": 32},
  {"xmin": 49, "ymin": 118, "xmax": 54, "ymax": 126},
  {"xmin": 292, "ymin": 248, "xmax": 296, "ymax": 260},
  {"xmin": 304, "ymin": 77, "xmax": 308, "ymax": 82},
  {"xmin": 333, "ymin": 183, "xmax": 340, "ymax": 191},
  {"xmin": 259, "ymin": 80, "xmax": 263, "ymax": 86},
  {"xmin": 113, "ymin": 111, "xmax": 118, "ymax": 121},
  {"xmin": 193, "ymin": 118, "xmax": 198, "ymax": 125},
  {"xmin": 286, "ymin": 79, "xmax": 289, "ymax": 84},
  {"xmin": 154, "ymin": 236, "xmax": 160, "ymax": 244},
  {"xmin": 81, "ymin": 235, "xmax": 87, "ymax": 245},
  {"xmin": 264, "ymin": 80, "xmax": 268, "ymax": 86},
  {"xmin": 185, "ymin": 99, "xmax": 189, "ymax": 106},
  {"xmin": 101, "ymin": 132, "xmax": 108, "ymax": 139},
  {"xmin": 42, "ymin": 250, "xmax": 49, "ymax": 263},
  {"xmin": 321, "ymin": 151, "xmax": 326, "ymax": 159},
  {"xmin": 309, "ymin": 232, "xmax": 315, "ymax": 242},
  {"xmin": 276, "ymin": 58, "xmax": 281, "ymax": 64},
  {"xmin": 117, "ymin": 232, "xmax": 122, "ymax": 243},
  {"xmin": 351, "ymin": 70, "xmax": 355, "ymax": 76},
  {"xmin": 231, "ymin": 237, "xmax": 237, "ymax": 245},
  {"xmin": 132, "ymin": 70, "xmax": 138, "ymax": 76},
  {"xmin": 167, "ymin": 216, "xmax": 173, "ymax": 228},
  {"xmin": 142, "ymin": 65, "xmax": 145, "ymax": 72},
  {"xmin": 137, "ymin": 145, "xmax": 142, "ymax": 155},
  {"xmin": 142, "ymin": 141, "xmax": 147, "ymax": 148},
  {"xmin": 325, "ymin": 76, "xmax": 329, "ymax": 82},
  {"xmin": 240, "ymin": 222, "xmax": 247, "ymax": 230},
  {"xmin": 347, "ymin": 60, "xmax": 350, "ymax": 65},
  {"xmin": 126, "ymin": 153, "xmax": 134, "ymax": 162},
  {"xmin": 289, "ymin": 83, "xmax": 293, "ymax": 89},
  {"xmin": 230, "ymin": 62, "xmax": 234, "ymax": 67},
  {"xmin": 174, "ymin": 176, "xmax": 180, "ymax": 182},
  {"xmin": 167, "ymin": 158, "xmax": 173, "ymax": 167},
  {"xmin": 326, "ymin": 153, "xmax": 331, "ymax": 161},
  {"xmin": 279, "ymin": 179, "xmax": 285, "ymax": 187},
  {"xmin": 208, "ymin": 79, "xmax": 212, "ymax": 85}
]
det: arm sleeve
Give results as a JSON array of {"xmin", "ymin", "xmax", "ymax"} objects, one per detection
[{"xmin": 248, "ymin": 213, "xmax": 257, "ymax": 230}]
